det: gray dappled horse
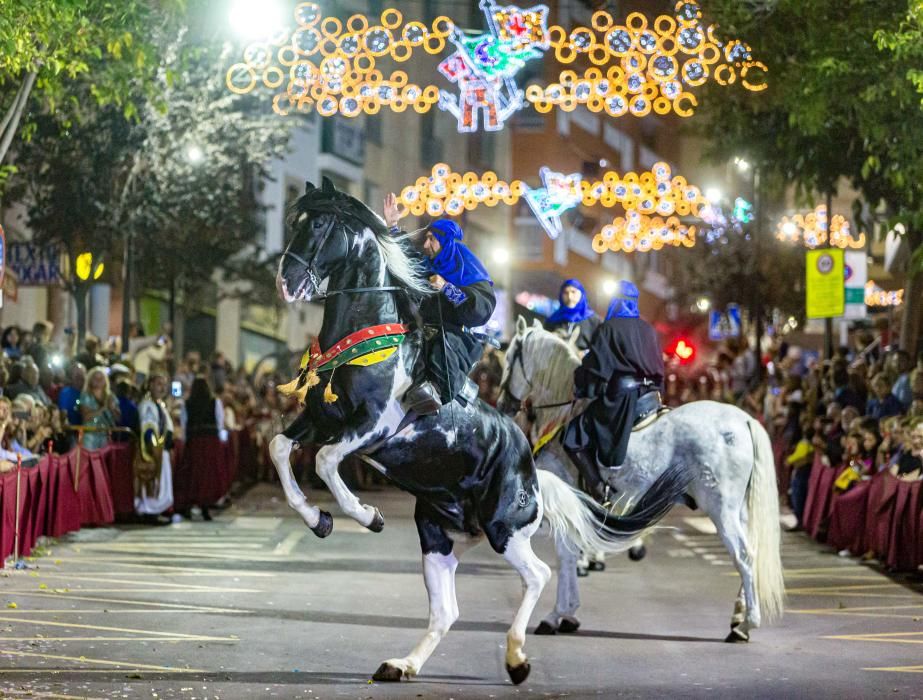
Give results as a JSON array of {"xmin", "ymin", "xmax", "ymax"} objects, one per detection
[
  {"xmin": 498, "ymin": 320, "xmax": 785, "ymax": 642},
  {"xmin": 269, "ymin": 179, "xmax": 696, "ymax": 683}
]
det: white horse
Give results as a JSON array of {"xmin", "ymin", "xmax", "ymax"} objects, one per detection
[{"xmin": 498, "ymin": 319, "xmax": 785, "ymax": 641}]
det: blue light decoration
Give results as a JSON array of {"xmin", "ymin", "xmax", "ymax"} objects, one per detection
[
  {"xmin": 521, "ymin": 167, "xmax": 584, "ymax": 239},
  {"xmin": 732, "ymin": 197, "xmax": 754, "ymax": 224}
]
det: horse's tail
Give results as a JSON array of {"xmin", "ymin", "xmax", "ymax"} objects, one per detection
[
  {"xmin": 746, "ymin": 419, "xmax": 786, "ymax": 623},
  {"xmin": 537, "ymin": 464, "xmax": 692, "ymax": 555}
]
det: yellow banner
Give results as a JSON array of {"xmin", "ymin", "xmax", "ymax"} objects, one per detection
[{"xmin": 806, "ymin": 249, "xmax": 845, "ymax": 319}]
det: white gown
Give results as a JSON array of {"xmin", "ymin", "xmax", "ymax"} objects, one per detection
[{"xmin": 134, "ymin": 397, "xmax": 175, "ymax": 515}]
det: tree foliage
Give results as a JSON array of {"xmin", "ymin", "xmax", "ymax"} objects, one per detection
[
  {"xmin": 694, "ymin": 0, "xmax": 923, "ymax": 350},
  {"xmin": 0, "ymin": 0, "xmax": 184, "ymax": 181}
]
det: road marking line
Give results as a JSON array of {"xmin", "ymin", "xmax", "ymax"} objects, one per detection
[
  {"xmin": 1, "ymin": 588, "xmax": 261, "ymax": 594},
  {"xmin": 44, "ymin": 558, "xmax": 275, "ymax": 575},
  {"xmin": 0, "ymin": 616, "xmax": 234, "ymax": 641},
  {"xmin": 273, "ymin": 531, "xmax": 306, "ymax": 555},
  {"xmin": 825, "ymin": 631, "xmax": 923, "ymax": 645},
  {"xmin": 0, "ymin": 591, "xmax": 249, "ymax": 612},
  {"xmin": 786, "ymin": 584, "xmax": 918, "ymax": 594},
  {"xmin": 0, "ymin": 610, "xmax": 249, "ymax": 615},
  {"xmin": 0, "ymin": 649, "xmax": 204, "ymax": 672},
  {"xmin": 0, "ymin": 636, "xmax": 237, "ymax": 642},
  {"xmin": 791, "ymin": 604, "xmax": 923, "ymax": 612},
  {"xmin": 0, "ymin": 689, "xmax": 106, "ymax": 699},
  {"xmin": 23, "ymin": 574, "xmax": 263, "ymax": 590},
  {"xmin": 864, "ymin": 665, "xmax": 923, "ymax": 673}
]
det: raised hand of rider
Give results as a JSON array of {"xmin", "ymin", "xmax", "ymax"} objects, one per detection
[
  {"xmin": 383, "ymin": 193, "xmax": 401, "ymax": 228},
  {"xmin": 429, "ymin": 274, "xmax": 447, "ymax": 292}
]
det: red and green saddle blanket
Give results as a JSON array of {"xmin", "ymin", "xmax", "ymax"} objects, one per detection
[{"xmin": 278, "ymin": 323, "xmax": 410, "ymax": 404}]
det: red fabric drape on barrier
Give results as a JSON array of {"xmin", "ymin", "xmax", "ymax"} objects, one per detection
[
  {"xmin": 104, "ymin": 443, "xmax": 136, "ymax": 518},
  {"xmin": 71, "ymin": 449, "xmax": 115, "ymax": 527},
  {"xmin": 44, "ymin": 453, "xmax": 81, "ymax": 538},
  {"xmin": 826, "ymin": 479, "xmax": 872, "ymax": 555},
  {"xmin": 886, "ymin": 478, "xmax": 922, "ymax": 572},
  {"xmin": 802, "ymin": 454, "xmax": 838, "ymax": 540},
  {"xmin": 865, "ymin": 472, "xmax": 900, "ymax": 558}
]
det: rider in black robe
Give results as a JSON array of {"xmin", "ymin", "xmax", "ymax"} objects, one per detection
[
  {"xmin": 563, "ymin": 281, "xmax": 664, "ymax": 496},
  {"xmin": 384, "ymin": 196, "xmax": 496, "ymax": 412},
  {"xmin": 543, "ymin": 278, "xmax": 601, "ymax": 352}
]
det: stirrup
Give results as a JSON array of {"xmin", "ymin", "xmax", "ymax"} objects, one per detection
[{"xmin": 402, "ymin": 381, "xmax": 441, "ymax": 416}]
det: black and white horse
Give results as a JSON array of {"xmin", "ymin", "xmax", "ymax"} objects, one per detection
[{"xmin": 270, "ymin": 179, "xmax": 694, "ymax": 683}]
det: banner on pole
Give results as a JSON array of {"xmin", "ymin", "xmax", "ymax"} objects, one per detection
[
  {"xmin": 805, "ymin": 249, "xmax": 845, "ymax": 319},
  {"xmin": 843, "ymin": 251, "xmax": 867, "ymax": 320}
]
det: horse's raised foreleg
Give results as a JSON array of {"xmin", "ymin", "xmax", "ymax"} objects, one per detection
[
  {"xmin": 373, "ymin": 551, "xmax": 460, "ymax": 681},
  {"xmin": 315, "ymin": 442, "xmax": 383, "ymax": 531},
  {"xmin": 503, "ymin": 522, "xmax": 552, "ymax": 684},
  {"xmin": 268, "ymin": 434, "xmax": 330, "ymax": 536}
]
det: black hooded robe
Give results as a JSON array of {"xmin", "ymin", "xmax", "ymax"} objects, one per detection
[
  {"xmin": 420, "ymin": 280, "xmax": 496, "ymax": 401},
  {"xmin": 544, "ymin": 314, "xmax": 602, "ymax": 352},
  {"xmin": 563, "ymin": 316, "xmax": 665, "ymax": 467}
]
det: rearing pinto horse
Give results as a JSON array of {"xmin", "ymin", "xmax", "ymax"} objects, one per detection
[{"xmin": 270, "ymin": 179, "xmax": 694, "ymax": 684}]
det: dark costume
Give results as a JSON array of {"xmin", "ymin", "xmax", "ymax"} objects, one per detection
[
  {"xmin": 543, "ymin": 278, "xmax": 601, "ymax": 351},
  {"xmin": 564, "ymin": 282, "xmax": 664, "ymax": 490},
  {"xmin": 416, "ymin": 220, "xmax": 496, "ymax": 404}
]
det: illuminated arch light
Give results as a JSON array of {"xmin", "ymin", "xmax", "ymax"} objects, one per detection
[
  {"xmin": 865, "ymin": 280, "xmax": 903, "ymax": 307},
  {"xmin": 776, "ymin": 205, "xmax": 867, "ymax": 249},
  {"xmin": 399, "ymin": 162, "xmax": 705, "ymax": 251},
  {"xmin": 227, "ymin": 1, "xmax": 764, "ymax": 129}
]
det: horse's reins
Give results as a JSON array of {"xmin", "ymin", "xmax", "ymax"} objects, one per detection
[{"xmin": 503, "ymin": 335, "xmax": 573, "ymax": 422}]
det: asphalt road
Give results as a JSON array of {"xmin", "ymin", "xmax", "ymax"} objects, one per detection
[{"xmin": 1, "ymin": 483, "xmax": 921, "ymax": 699}]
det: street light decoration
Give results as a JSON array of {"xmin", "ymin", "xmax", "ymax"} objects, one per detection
[
  {"xmin": 75, "ymin": 252, "xmax": 104, "ymax": 282},
  {"xmin": 398, "ymin": 162, "xmax": 706, "ymax": 252},
  {"xmin": 226, "ymin": 1, "xmax": 766, "ymax": 131},
  {"xmin": 776, "ymin": 205, "xmax": 866, "ymax": 249}
]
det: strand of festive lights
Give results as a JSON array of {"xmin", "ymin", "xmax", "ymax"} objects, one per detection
[
  {"xmin": 226, "ymin": 1, "xmax": 766, "ymax": 131},
  {"xmin": 397, "ymin": 162, "xmax": 705, "ymax": 252},
  {"xmin": 865, "ymin": 280, "xmax": 903, "ymax": 307},
  {"xmin": 776, "ymin": 205, "xmax": 867, "ymax": 249}
]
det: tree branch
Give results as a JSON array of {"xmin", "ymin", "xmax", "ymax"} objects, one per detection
[{"xmin": 0, "ymin": 70, "xmax": 38, "ymax": 166}]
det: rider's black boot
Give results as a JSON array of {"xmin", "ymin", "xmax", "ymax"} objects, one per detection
[
  {"xmin": 402, "ymin": 380, "xmax": 442, "ymax": 415},
  {"xmin": 566, "ymin": 448, "xmax": 607, "ymax": 502}
]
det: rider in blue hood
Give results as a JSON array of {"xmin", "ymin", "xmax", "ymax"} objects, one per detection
[
  {"xmin": 384, "ymin": 196, "xmax": 496, "ymax": 413},
  {"xmin": 563, "ymin": 280, "xmax": 664, "ymax": 496},
  {"xmin": 544, "ymin": 278, "xmax": 601, "ymax": 352}
]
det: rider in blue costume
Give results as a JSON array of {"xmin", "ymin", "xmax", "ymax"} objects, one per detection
[
  {"xmin": 563, "ymin": 281, "xmax": 664, "ymax": 496},
  {"xmin": 384, "ymin": 195, "xmax": 496, "ymax": 413},
  {"xmin": 543, "ymin": 278, "xmax": 601, "ymax": 352}
]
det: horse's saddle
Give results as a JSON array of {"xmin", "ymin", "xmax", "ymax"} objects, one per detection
[{"xmin": 632, "ymin": 390, "xmax": 670, "ymax": 432}]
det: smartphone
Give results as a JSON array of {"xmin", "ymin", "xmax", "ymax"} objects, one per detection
[{"xmin": 171, "ymin": 381, "xmax": 183, "ymax": 398}]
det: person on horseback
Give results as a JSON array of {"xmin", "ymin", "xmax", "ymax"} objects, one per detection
[
  {"xmin": 563, "ymin": 280, "xmax": 664, "ymax": 497},
  {"xmin": 544, "ymin": 278, "xmax": 600, "ymax": 352},
  {"xmin": 384, "ymin": 194, "xmax": 496, "ymax": 414}
]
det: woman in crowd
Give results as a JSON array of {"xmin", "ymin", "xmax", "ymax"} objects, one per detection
[
  {"xmin": 180, "ymin": 377, "xmax": 227, "ymax": 521},
  {"xmin": 80, "ymin": 367, "xmax": 120, "ymax": 450}
]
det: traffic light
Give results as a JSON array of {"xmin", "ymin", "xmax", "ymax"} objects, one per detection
[{"xmin": 667, "ymin": 337, "xmax": 696, "ymax": 365}]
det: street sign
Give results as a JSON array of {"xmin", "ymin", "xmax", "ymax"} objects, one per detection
[
  {"xmin": 7, "ymin": 242, "xmax": 64, "ymax": 286},
  {"xmin": 843, "ymin": 251, "xmax": 867, "ymax": 320},
  {"xmin": 708, "ymin": 304, "xmax": 742, "ymax": 341},
  {"xmin": 805, "ymin": 249, "xmax": 845, "ymax": 319}
]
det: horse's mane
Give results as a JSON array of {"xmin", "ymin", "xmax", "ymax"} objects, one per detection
[
  {"xmin": 523, "ymin": 325, "xmax": 581, "ymax": 397},
  {"xmin": 288, "ymin": 181, "xmax": 432, "ymax": 296}
]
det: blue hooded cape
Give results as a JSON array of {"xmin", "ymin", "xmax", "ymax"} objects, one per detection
[
  {"xmin": 428, "ymin": 219, "xmax": 493, "ymax": 288},
  {"xmin": 546, "ymin": 278, "xmax": 596, "ymax": 325},
  {"xmin": 605, "ymin": 280, "xmax": 640, "ymax": 319}
]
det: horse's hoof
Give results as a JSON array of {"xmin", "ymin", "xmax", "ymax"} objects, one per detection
[
  {"xmin": 576, "ymin": 566, "xmax": 589, "ymax": 578},
  {"xmin": 628, "ymin": 545, "xmax": 647, "ymax": 562},
  {"xmin": 311, "ymin": 510, "xmax": 334, "ymax": 538},
  {"xmin": 588, "ymin": 560, "xmax": 605, "ymax": 572},
  {"xmin": 534, "ymin": 621, "xmax": 557, "ymax": 635},
  {"xmin": 372, "ymin": 662, "xmax": 404, "ymax": 682},
  {"xmin": 557, "ymin": 618, "xmax": 581, "ymax": 634},
  {"xmin": 366, "ymin": 508, "xmax": 385, "ymax": 533},
  {"xmin": 724, "ymin": 627, "xmax": 750, "ymax": 643},
  {"xmin": 506, "ymin": 661, "xmax": 531, "ymax": 685}
]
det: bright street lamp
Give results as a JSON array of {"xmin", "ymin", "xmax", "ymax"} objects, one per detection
[
  {"xmin": 781, "ymin": 221, "xmax": 798, "ymax": 237},
  {"xmin": 186, "ymin": 144, "xmax": 205, "ymax": 164},
  {"xmin": 492, "ymin": 247, "xmax": 511, "ymax": 265},
  {"xmin": 75, "ymin": 252, "xmax": 104, "ymax": 282},
  {"xmin": 704, "ymin": 187, "xmax": 723, "ymax": 204},
  {"xmin": 695, "ymin": 296, "xmax": 711, "ymax": 312},
  {"xmin": 229, "ymin": 0, "xmax": 286, "ymax": 40},
  {"xmin": 602, "ymin": 278, "xmax": 617, "ymax": 296},
  {"xmin": 734, "ymin": 157, "xmax": 751, "ymax": 173}
]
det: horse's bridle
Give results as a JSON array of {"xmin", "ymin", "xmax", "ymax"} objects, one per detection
[
  {"xmin": 282, "ymin": 216, "xmax": 403, "ymax": 299},
  {"xmin": 501, "ymin": 334, "xmax": 573, "ymax": 421}
]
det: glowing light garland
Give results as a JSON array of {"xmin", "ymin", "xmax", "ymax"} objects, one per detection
[
  {"xmin": 226, "ymin": 1, "xmax": 766, "ymax": 131},
  {"xmin": 776, "ymin": 206, "xmax": 867, "ymax": 249},
  {"xmin": 397, "ymin": 162, "xmax": 706, "ymax": 252},
  {"xmin": 865, "ymin": 280, "xmax": 903, "ymax": 307}
]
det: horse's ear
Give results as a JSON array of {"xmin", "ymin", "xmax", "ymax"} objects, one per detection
[
  {"xmin": 304, "ymin": 181, "xmax": 316, "ymax": 193},
  {"xmin": 567, "ymin": 326, "xmax": 581, "ymax": 348},
  {"xmin": 515, "ymin": 315, "xmax": 528, "ymax": 336},
  {"xmin": 321, "ymin": 176, "xmax": 336, "ymax": 195},
  {"xmin": 531, "ymin": 319, "xmax": 542, "ymax": 330}
]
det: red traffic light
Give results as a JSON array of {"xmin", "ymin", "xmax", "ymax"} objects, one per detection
[{"xmin": 667, "ymin": 337, "xmax": 696, "ymax": 364}]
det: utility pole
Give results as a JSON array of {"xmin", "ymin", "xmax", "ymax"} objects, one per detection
[{"xmin": 824, "ymin": 190, "xmax": 835, "ymax": 360}]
